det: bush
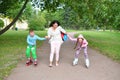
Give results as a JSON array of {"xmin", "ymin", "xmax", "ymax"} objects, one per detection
[
  {"xmin": 0, "ymin": 19, "xmax": 4, "ymax": 28},
  {"xmin": 28, "ymin": 15, "xmax": 46, "ymax": 31},
  {"xmin": 116, "ymin": 24, "xmax": 120, "ymax": 31}
]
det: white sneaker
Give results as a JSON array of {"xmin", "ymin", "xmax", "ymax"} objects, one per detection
[
  {"xmin": 73, "ymin": 58, "xmax": 78, "ymax": 66},
  {"xmin": 85, "ymin": 59, "xmax": 90, "ymax": 68}
]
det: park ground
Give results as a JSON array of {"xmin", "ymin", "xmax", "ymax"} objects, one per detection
[{"xmin": 0, "ymin": 30, "xmax": 120, "ymax": 80}]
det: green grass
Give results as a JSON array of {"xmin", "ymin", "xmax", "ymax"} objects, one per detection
[
  {"xmin": 75, "ymin": 31, "xmax": 120, "ymax": 62},
  {"xmin": 0, "ymin": 30, "xmax": 47, "ymax": 80}
]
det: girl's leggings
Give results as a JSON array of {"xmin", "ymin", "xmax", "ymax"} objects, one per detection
[
  {"xmin": 26, "ymin": 45, "xmax": 37, "ymax": 60},
  {"xmin": 75, "ymin": 46, "xmax": 88, "ymax": 59},
  {"xmin": 50, "ymin": 41, "xmax": 62, "ymax": 62}
]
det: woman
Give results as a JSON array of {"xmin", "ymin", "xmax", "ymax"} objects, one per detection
[{"xmin": 47, "ymin": 20, "xmax": 66, "ymax": 67}]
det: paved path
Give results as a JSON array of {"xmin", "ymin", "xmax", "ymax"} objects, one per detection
[{"xmin": 5, "ymin": 33, "xmax": 120, "ymax": 80}]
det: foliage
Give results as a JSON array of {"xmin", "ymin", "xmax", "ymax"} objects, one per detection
[
  {"xmin": 63, "ymin": 0, "xmax": 120, "ymax": 30},
  {"xmin": 0, "ymin": 19, "xmax": 4, "ymax": 28},
  {"xmin": 28, "ymin": 12, "xmax": 46, "ymax": 30},
  {"xmin": 0, "ymin": 0, "xmax": 120, "ymax": 34},
  {"xmin": 21, "ymin": 2, "xmax": 34, "ymax": 20},
  {"xmin": 0, "ymin": 0, "xmax": 19, "ymax": 15},
  {"xmin": 6, "ymin": 2, "xmax": 22, "ymax": 19},
  {"xmin": 42, "ymin": 0, "xmax": 120, "ymax": 30}
]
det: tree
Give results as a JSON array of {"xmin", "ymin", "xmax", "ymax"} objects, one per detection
[
  {"xmin": 0, "ymin": 0, "xmax": 63, "ymax": 35},
  {"xmin": 0, "ymin": 0, "xmax": 29, "ymax": 35},
  {"xmin": 60, "ymin": 7, "xmax": 79, "ymax": 29}
]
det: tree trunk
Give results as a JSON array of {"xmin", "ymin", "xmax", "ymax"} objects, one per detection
[
  {"xmin": 103, "ymin": 26, "xmax": 106, "ymax": 31},
  {"xmin": 110, "ymin": 26, "xmax": 112, "ymax": 32},
  {"xmin": 0, "ymin": 0, "xmax": 29, "ymax": 35}
]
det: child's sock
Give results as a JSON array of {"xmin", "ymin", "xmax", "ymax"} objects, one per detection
[
  {"xmin": 34, "ymin": 59, "xmax": 37, "ymax": 62},
  {"xmin": 26, "ymin": 58, "xmax": 30, "ymax": 63}
]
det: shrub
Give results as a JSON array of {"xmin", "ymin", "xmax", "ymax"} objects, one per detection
[{"xmin": 28, "ymin": 15, "xmax": 46, "ymax": 31}]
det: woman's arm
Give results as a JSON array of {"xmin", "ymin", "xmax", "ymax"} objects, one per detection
[
  {"xmin": 47, "ymin": 28, "xmax": 52, "ymax": 39},
  {"xmin": 68, "ymin": 35, "xmax": 77, "ymax": 42},
  {"xmin": 59, "ymin": 26, "xmax": 66, "ymax": 34}
]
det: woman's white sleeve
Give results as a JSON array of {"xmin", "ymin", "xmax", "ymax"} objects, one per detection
[
  {"xmin": 47, "ymin": 28, "xmax": 51, "ymax": 38},
  {"xmin": 59, "ymin": 26, "xmax": 66, "ymax": 33}
]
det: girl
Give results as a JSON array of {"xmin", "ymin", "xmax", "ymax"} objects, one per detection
[
  {"xmin": 47, "ymin": 20, "xmax": 66, "ymax": 67},
  {"xmin": 68, "ymin": 34, "xmax": 90, "ymax": 68}
]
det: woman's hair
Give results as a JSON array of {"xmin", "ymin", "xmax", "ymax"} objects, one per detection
[
  {"xmin": 49, "ymin": 20, "xmax": 60, "ymax": 27},
  {"xmin": 74, "ymin": 38, "xmax": 84, "ymax": 49}
]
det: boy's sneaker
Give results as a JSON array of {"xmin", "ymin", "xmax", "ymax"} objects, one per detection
[
  {"xmin": 26, "ymin": 59, "xmax": 33, "ymax": 66},
  {"xmin": 29, "ymin": 59, "xmax": 33, "ymax": 64},
  {"xmin": 34, "ymin": 61, "xmax": 37, "ymax": 66},
  {"xmin": 85, "ymin": 59, "xmax": 90, "ymax": 68},
  {"xmin": 26, "ymin": 61, "xmax": 30, "ymax": 66},
  {"xmin": 73, "ymin": 58, "xmax": 78, "ymax": 66}
]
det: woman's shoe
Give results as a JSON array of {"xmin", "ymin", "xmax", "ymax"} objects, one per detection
[
  {"xmin": 49, "ymin": 63, "xmax": 53, "ymax": 67},
  {"xmin": 56, "ymin": 61, "xmax": 59, "ymax": 66}
]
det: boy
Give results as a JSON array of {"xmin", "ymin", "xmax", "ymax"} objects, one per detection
[{"xmin": 26, "ymin": 29, "xmax": 47, "ymax": 66}]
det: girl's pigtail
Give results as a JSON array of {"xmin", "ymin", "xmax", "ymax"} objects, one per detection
[
  {"xmin": 74, "ymin": 38, "xmax": 84, "ymax": 49},
  {"xmin": 74, "ymin": 38, "xmax": 79, "ymax": 49},
  {"xmin": 80, "ymin": 38, "xmax": 84, "ymax": 47}
]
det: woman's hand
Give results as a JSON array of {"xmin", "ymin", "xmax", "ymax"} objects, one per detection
[
  {"xmin": 67, "ymin": 34, "xmax": 71, "ymax": 39},
  {"xmin": 45, "ymin": 36, "xmax": 49, "ymax": 39}
]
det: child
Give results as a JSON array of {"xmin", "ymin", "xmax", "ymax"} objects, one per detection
[
  {"xmin": 26, "ymin": 29, "xmax": 47, "ymax": 66},
  {"xmin": 68, "ymin": 34, "xmax": 90, "ymax": 68}
]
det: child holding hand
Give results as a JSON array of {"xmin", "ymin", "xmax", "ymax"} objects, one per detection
[
  {"xmin": 68, "ymin": 34, "xmax": 90, "ymax": 68},
  {"xmin": 26, "ymin": 29, "xmax": 47, "ymax": 66}
]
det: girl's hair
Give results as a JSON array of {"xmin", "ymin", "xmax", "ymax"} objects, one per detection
[
  {"xmin": 74, "ymin": 38, "xmax": 84, "ymax": 49},
  {"xmin": 49, "ymin": 20, "xmax": 60, "ymax": 27}
]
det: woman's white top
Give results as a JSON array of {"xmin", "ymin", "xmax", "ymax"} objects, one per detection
[{"xmin": 47, "ymin": 26, "xmax": 66, "ymax": 43}]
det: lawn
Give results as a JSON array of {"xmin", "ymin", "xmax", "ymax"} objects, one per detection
[
  {"xmin": 75, "ymin": 31, "xmax": 120, "ymax": 62},
  {"xmin": 0, "ymin": 30, "xmax": 47, "ymax": 80}
]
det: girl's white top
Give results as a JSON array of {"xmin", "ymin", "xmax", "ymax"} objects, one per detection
[{"xmin": 47, "ymin": 26, "xmax": 66, "ymax": 43}]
